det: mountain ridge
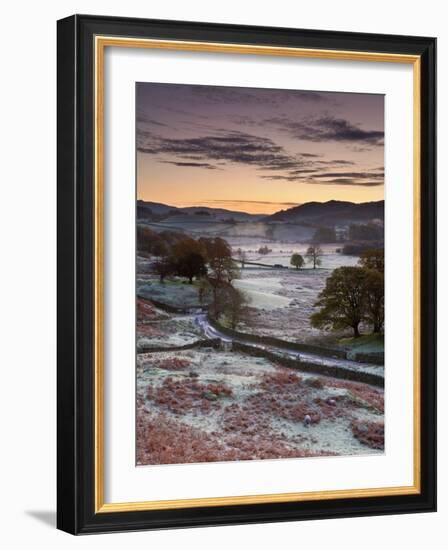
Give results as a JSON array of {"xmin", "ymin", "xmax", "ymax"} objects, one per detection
[
  {"xmin": 266, "ymin": 199, "xmax": 384, "ymax": 224},
  {"xmin": 137, "ymin": 199, "xmax": 384, "ymax": 225}
]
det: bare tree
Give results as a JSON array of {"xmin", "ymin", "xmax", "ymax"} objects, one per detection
[
  {"xmin": 221, "ymin": 286, "xmax": 250, "ymax": 330},
  {"xmin": 199, "ymin": 237, "xmax": 240, "ymax": 317},
  {"xmin": 235, "ymin": 248, "xmax": 248, "ymax": 269},
  {"xmin": 306, "ymin": 245, "xmax": 323, "ymax": 269}
]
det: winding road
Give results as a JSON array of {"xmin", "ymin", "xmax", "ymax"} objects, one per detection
[{"xmin": 193, "ymin": 312, "xmax": 383, "ymax": 378}]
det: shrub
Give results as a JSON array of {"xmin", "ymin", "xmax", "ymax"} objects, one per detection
[
  {"xmin": 259, "ymin": 370, "xmax": 302, "ymax": 390},
  {"xmin": 137, "ymin": 298, "xmax": 157, "ymax": 321},
  {"xmin": 146, "ymin": 377, "xmax": 232, "ymax": 415},
  {"xmin": 327, "ymin": 380, "xmax": 384, "ymax": 413},
  {"xmin": 156, "ymin": 357, "xmax": 191, "ymax": 371},
  {"xmin": 304, "ymin": 377, "xmax": 325, "ymax": 389},
  {"xmin": 351, "ymin": 420, "xmax": 384, "ymax": 450},
  {"xmin": 136, "ymin": 412, "xmax": 334, "ymax": 465}
]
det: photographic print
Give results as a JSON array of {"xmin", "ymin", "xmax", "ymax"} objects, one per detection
[
  {"xmin": 136, "ymin": 82, "xmax": 385, "ymax": 466},
  {"xmin": 57, "ymin": 17, "xmax": 436, "ymax": 533}
]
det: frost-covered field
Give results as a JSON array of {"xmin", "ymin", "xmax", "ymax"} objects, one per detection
[
  {"xmin": 229, "ymin": 244, "xmax": 358, "ymax": 343},
  {"xmin": 137, "ymin": 348, "xmax": 384, "ymax": 465},
  {"xmin": 135, "ymin": 240, "xmax": 384, "ymax": 465},
  {"xmin": 237, "ymin": 268, "xmax": 331, "ymax": 341},
  {"xmin": 137, "ymin": 243, "xmax": 359, "ymax": 344},
  {"xmin": 230, "ymin": 241, "xmax": 359, "ymax": 269},
  {"xmin": 137, "ymin": 298, "xmax": 204, "ymax": 349}
]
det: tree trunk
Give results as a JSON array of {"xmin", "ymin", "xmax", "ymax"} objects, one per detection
[
  {"xmin": 212, "ymin": 287, "xmax": 218, "ymax": 318},
  {"xmin": 353, "ymin": 323, "xmax": 360, "ymax": 338}
]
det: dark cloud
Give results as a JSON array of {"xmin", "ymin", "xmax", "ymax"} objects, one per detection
[
  {"xmin": 318, "ymin": 178, "xmax": 382, "ymax": 187},
  {"xmin": 322, "ymin": 159, "xmax": 355, "ymax": 165},
  {"xmin": 287, "ymin": 168, "xmax": 322, "ymax": 175},
  {"xmin": 260, "ymin": 174, "xmax": 382, "ymax": 186},
  {"xmin": 313, "ymin": 171, "xmax": 384, "ymax": 179},
  {"xmin": 268, "ymin": 116, "xmax": 384, "ymax": 145},
  {"xmin": 137, "ymin": 128, "xmax": 381, "ymax": 187},
  {"xmin": 259, "ymin": 175, "xmax": 306, "ymax": 182},
  {"xmin": 137, "ymin": 131, "xmax": 303, "ymax": 172},
  {"xmin": 159, "ymin": 160, "xmax": 219, "ymax": 170},
  {"xmin": 187, "ymin": 86, "xmax": 327, "ymax": 107},
  {"xmin": 136, "ymin": 112, "xmax": 169, "ymax": 127},
  {"xmin": 260, "ymin": 168, "xmax": 383, "ymax": 186},
  {"xmin": 137, "ymin": 111, "xmax": 383, "ymax": 188}
]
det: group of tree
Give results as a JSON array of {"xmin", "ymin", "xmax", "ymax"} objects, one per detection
[
  {"xmin": 151, "ymin": 234, "xmax": 249, "ymax": 329},
  {"xmin": 348, "ymin": 223, "xmax": 383, "ymax": 241},
  {"xmin": 197, "ymin": 237, "xmax": 244, "ymax": 325},
  {"xmin": 194, "ymin": 210, "xmax": 211, "ymax": 216},
  {"xmin": 310, "ymin": 248, "xmax": 384, "ymax": 337},
  {"xmin": 153, "ymin": 236, "xmax": 230, "ymax": 284},
  {"xmin": 137, "ymin": 226, "xmax": 185, "ymax": 257},
  {"xmin": 312, "ymin": 226, "xmax": 337, "ymax": 243},
  {"xmin": 289, "ymin": 245, "xmax": 323, "ymax": 270},
  {"xmin": 258, "ymin": 245, "xmax": 272, "ymax": 255},
  {"xmin": 153, "ymin": 236, "xmax": 206, "ymax": 284}
]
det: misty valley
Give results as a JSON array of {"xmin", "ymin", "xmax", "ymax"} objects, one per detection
[{"xmin": 136, "ymin": 199, "xmax": 385, "ymax": 465}]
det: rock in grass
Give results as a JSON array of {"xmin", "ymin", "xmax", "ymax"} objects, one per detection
[{"xmin": 202, "ymin": 391, "xmax": 218, "ymax": 401}]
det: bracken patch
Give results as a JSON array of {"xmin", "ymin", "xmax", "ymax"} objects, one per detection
[
  {"xmin": 351, "ymin": 419, "xmax": 384, "ymax": 450},
  {"xmin": 136, "ymin": 412, "xmax": 334, "ymax": 465},
  {"xmin": 137, "ymin": 298, "xmax": 157, "ymax": 321},
  {"xmin": 146, "ymin": 377, "xmax": 233, "ymax": 415},
  {"xmin": 325, "ymin": 380, "xmax": 384, "ymax": 413}
]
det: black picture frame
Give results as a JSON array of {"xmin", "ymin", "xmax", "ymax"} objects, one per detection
[{"xmin": 57, "ymin": 14, "xmax": 436, "ymax": 535}]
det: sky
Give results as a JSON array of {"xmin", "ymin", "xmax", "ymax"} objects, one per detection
[{"xmin": 136, "ymin": 83, "xmax": 384, "ymax": 215}]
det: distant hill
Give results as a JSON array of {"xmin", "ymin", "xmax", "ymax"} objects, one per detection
[
  {"xmin": 267, "ymin": 200, "xmax": 384, "ymax": 225},
  {"xmin": 137, "ymin": 200, "xmax": 263, "ymax": 222},
  {"xmin": 137, "ymin": 200, "xmax": 177, "ymax": 217}
]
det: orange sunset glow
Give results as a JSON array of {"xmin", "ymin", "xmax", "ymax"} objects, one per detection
[{"xmin": 136, "ymin": 83, "xmax": 384, "ymax": 214}]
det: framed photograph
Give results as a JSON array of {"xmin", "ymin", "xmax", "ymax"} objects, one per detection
[{"xmin": 57, "ymin": 15, "xmax": 436, "ymax": 534}]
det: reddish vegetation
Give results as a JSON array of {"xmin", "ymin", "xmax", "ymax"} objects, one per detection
[
  {"xmin": 221, "ymin": 403, "xmax": 262, "ymax": 436},
  {"xmin": 304, "ymin": 377, "xmax": 325, "ymax": 389},
  {"xmin": 154, "ymin": 357, "xmax": 191, "ymax": 371},
  {"xmin": 259, "ymin": 369, "xmax": 302, "ymax": 390},
  {"xmin": 137, "ymin": 297, "xmax": 157, "ymax": 321},
  {"xmin": 351, "ymin": 420, "xmax": 384, "ymax": 449},
  {"xmin": 325, "ymin": 379, "xmax": 384, "ymax": 413},
  {"xmin": 146, "ymin": 377, "xmax": 233, "ymax": 415},
  {"xmin": 136, "ymin": 412, "xmax": 333, "ymax": 465},
  {"xmin": 137, "ymin": 413, "xmax": 227, "ymax": 465},
  {"xmin": 137, "ymin": 324, "xmax": 164, "ymax": 338},
  {"xmin": 222, "ymin": 434, "xmax": 333, "ymax": 460},
  {"xmin": 137, "ymin": 349, "xmax": 384, "ymax": 465},
  {"xmin": 207, "ymin": 383, "xmax": 233, "ymax": 397},
  {"xmin": 247, "ymin": 391, "xmax": 322, "ymax": 424},
  {"xmin": 247, "ymin": 369, "xmax": 327, "ymax": 424}
]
